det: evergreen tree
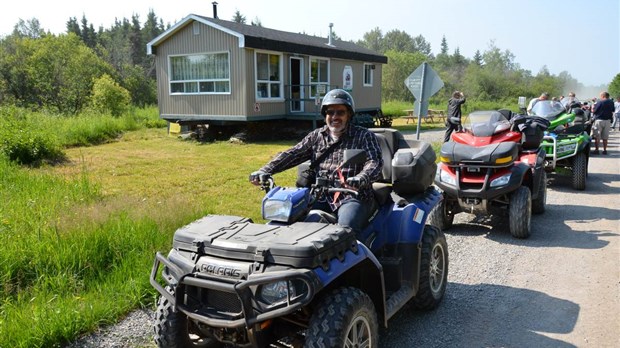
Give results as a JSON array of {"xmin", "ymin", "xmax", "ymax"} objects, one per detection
[
  {"xmin": 453, "ymin": 47, "xmax": 465, "ymax": 65},
  {"xmin": 66, "ymin": 17, "xmax": 81, "ymax": 36},
  {"xmin": 80, "ymin": 15, "xmax": 98, "ymax": 48},
  {"xmin": 473, "ymin": 50, "xmax": 483, "ymax": 66},
  {"xmin": 232, "ymin": 10, "xmax": 246, "ymax": 24},
  {"xmin": 440, "ymin": 35, "xmax": 448, "ymax": 55},
  {"xmin": 129, "ymin": 14, "xmax": 143, "ymax": 66}
]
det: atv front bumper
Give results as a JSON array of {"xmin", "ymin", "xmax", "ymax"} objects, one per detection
[
  {"xmin": 435, "ymin": 163, "xmax": 529, "ymax": 213},
  {"xmin": 541, "ymin": 135, "xmax": 586, "ymax": 169},
  {"xmin": 150, "ymin": 251, "xmax": 321, "ymax": 330}
]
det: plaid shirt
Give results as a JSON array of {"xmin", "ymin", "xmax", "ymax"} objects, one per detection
[{"xmin": 260, "ymin": 123, "xmax": 383, "ymax": 207}]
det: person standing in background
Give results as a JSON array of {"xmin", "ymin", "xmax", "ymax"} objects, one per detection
[
  {"xmin": 591, "ymin": 91, "xmax": 614, "ymax": 155},
  {"xmin": 527, "ymin": 92, "xmax": 549, "ymax": 115},
  {"xmin": 612, "ymin": 96, "xmax": 620, "ymax": 131},
  {"xmin": 444, "ymin": 91, "xmax": 466, "ymax": 142}
]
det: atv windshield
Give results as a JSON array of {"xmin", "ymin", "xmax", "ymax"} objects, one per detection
[
  {"xmin": 461, "ymin": 111, "xmax": 511, "ymax": 137},
  {"xmin": 530, "ymin": 100, "xmax": 565, "ymax": 119},
  {"xmin": 561, "ymin": 97, "xmax": 580, "ymax": 109}
]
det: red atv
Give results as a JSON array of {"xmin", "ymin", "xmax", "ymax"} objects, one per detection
[{"xmin": 429, "ymin": 110, "xmax": 550, "ymax": 238}]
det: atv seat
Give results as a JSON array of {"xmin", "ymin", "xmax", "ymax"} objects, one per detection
[
  {"xmin": 563, "ymin": 108, "xmax": 587, "ymax": 134},
  {"xmin": 563, "ymin": 124, "xmax": 585, "ymax": 134},
  {"xmin": 369, "ymin": 128, "xmax": 409, "ymax": 182},
  {"xmin": 368, "ymin": 129, "xmax": 400, "ymax": 205},
  {"xmin": 372, "ymin": 133, "xmax": 394, "ymax": 182}
]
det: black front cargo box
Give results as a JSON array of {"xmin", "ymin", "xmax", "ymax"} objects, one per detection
[
  {"xmin": 440, "ymin": 141, "xmax": 518, "ymax": 166},
  {"xmin": 172, "ymin": 215, "xmax": 357, "ymax": 269}
]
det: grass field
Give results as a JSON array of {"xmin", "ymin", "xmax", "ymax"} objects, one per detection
[{"xmin": 0, "ymin": 127, "xmax": 305, "ymax": 347}]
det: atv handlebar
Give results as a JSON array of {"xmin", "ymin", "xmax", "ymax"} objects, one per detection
[
  {"xmin": 258, "ymin": 175, "xmax": 358, "ymax": 198},
  {"xmin": 327, "ymin": 187, "xmax": 359, "ymax": 196}
]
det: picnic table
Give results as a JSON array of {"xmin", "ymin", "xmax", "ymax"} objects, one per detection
[{"xmin": 402, "ymin": 109, "xmax": 446, "ymax": 124}]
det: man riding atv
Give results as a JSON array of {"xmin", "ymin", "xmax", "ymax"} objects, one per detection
[{"xmin": 250, "ymin": 88, "xmax": 383, "ymax": 237}]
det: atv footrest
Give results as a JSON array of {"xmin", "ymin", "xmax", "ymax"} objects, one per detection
[
  {"xmin": 385, "ymin": 282, "xmax": 414, "ymax": 320},
  {"xmin": 379, "ymin": 257, "xmax": 402, "ymax": 293}
]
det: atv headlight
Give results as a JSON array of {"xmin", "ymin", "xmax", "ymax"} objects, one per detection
[
  {"xmin": 490, "ymin": 173, "xmax": 511, "ymax": 187},
  {"xmin": 438, "ymin": 169, "xmax": 456, "ymax": 186},
  {"xmin": 263, "ymin": 199, "xmax": 292, "ymax": 222},
  {"xmin": 257, "ymin": 279, "xmax": 309, "ymax": 307},
  {"xmin": 262, "ymin": 187, "xmax": 310, "ymax": 223},
  {"xmin": 258, "ymin": 280, "xmax": 294, "ymax": 305}
]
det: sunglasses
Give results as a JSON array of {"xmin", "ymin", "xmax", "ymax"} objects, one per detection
[{"xmin": 325, "ymin": 109, "xmax": 347, "ymax": 117}]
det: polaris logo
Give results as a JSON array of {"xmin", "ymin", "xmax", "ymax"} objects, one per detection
[{"xmin": 200, "ymin": 263, "xmax": 242, "ymax": 278}]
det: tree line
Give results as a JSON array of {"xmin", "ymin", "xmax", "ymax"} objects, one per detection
[
  {"xmin": 0, "ymin": 11, "xmax": 616, "ymax": 116},
  {"xmin": 356, "ymin": 28, "xmax": 616, "ymax": 103},
  {"xmin": 0, "ymin": 11, "xmax": 166, "ymax": 114}
]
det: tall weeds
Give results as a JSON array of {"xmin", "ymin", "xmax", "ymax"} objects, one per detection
[{"xmin": 0, "ymin": 105, "xmax": 165, "ymax": 165}]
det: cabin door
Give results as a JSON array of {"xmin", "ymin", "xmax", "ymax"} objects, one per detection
[{"xmin": 289, "ymin": 57, "xmax": 304, "ymax": 112}]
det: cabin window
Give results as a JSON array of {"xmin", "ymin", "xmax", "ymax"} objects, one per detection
[
  {"xmin": 192, "ymin": 22, "xmax": 200, "ymax": 35},
  {"xmin": 310, "ymin": 57, "xmax": 329, "ymax": 97},
  {"xmin": 255, "ymin": 52, "xmax": 282, "ymax": 100},
  {"xmin": 363, "ymin": 63, "xmax": 373, "ymax": 87},
  {"xmin": 169, "ymin": 52, "xmax": 230, "ymax": 95}
]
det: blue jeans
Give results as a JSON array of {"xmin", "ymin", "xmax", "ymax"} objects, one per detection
[
  {"xmin": 612, "ymin": 113, "xmax": 620, "ymax": 130},
  {"xmin": 312, "ymin": 198, "xmax": 375, "ymax": 237}
]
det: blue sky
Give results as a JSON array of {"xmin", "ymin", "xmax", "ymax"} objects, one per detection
[{"xmin": 2, "ymin": 0, "xmax": 618, "ymax": 87}]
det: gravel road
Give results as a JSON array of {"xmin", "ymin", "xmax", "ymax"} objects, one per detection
[{"xmin": 66, "ymin": 129, "xmax": 619, "ymax": 348}]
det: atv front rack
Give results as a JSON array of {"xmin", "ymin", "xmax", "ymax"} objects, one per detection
[
  {"xmin": 150, "ymin": 251, "xmax": 319, "ymax": 329},
  {"xmin": 541, "ymin": 135, "xmax": 579, "ymax": 169}
]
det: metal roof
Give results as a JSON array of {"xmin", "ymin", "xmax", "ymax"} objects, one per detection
[{"xmin": 147, "ymin": 14, "xmax": 387, "ymax": 64}]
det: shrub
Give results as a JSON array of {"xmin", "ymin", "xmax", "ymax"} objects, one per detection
[
  {"xmin": 91, "ymin": 74, "xmax": 131, "ymax": 117},
  {"xmin": 0, "ymin": 124, "xmax": 64, "ymax": 165}
]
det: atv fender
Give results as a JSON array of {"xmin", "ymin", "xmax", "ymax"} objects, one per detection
[
  {"xmin": 530, "ymin": 149, "xmax": 547, "ymax": 201},
  {"xmin": 313, "ymin": 243, "xmax": 387, "ymax": 327},
  {"xmin": 510, "ymin": 162, "xmax": 531, "ymax": 186}
]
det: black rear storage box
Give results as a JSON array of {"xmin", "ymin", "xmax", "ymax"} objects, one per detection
[
  {"xmin": 521, "ymin": 125, "xmax": 545, "ymax": 149},
  {"xmin": 391, "ymin": 140, "xmax": 437, "ymax": 195},
  {"xmin": 172, "ymin": 215, "xmax": 357, "ymax": 269}
]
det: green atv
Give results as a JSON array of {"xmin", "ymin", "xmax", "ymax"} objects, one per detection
[{"xmin": 529, "ymin": 100, "xmax": 590, "ymax": 190}]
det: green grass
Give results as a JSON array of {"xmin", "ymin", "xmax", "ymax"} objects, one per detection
[
  {"xmin": 0, "ymin": 105, "xmax": 167, "ymax": 165},
  {"xmin": 0, "ymin": 127, "xmax": 299, "ymax": 347}
]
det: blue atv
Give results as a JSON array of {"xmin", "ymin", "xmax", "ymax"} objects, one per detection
[{"xmin": 150, "ymin": 128, "xmax": 448, "ymax": 348}]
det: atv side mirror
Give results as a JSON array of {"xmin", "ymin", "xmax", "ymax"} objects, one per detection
[{"xmin": 342, "ymin": 149, "xmax": 366, "ymax": 166}]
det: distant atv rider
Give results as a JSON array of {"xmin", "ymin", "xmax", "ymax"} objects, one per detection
[
  {"xmin": 444, "ymin": 91, "xmax": 466, "ymax": 142},
  {"xmin": 249, "ymin": 89, "xmax": 383, "ymax": 236},
  {"xmin": 527, "ymin": 92, "xmax": 549, "ymax": 115}
]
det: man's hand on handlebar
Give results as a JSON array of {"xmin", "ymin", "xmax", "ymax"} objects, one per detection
[
  {"xmin": 345, "ymin": 175, "xmax": 366, "ymax": 189},
  {"xmin": 249, "ymin": 171, "xmax": 271, "ymax": 186}
]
